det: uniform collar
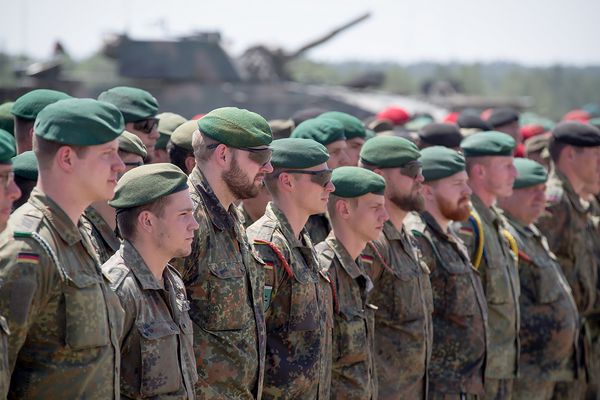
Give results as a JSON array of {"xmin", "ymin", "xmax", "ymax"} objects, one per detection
[
  {"xmin": 120, "ymin": 240, "xmax": 166, "ymax": 290},
  {"xmin": 553, "ymin": 169, "xmax": 590, "ymax": 213},
  {"xmin": 420, "ymin": 211, "xmax": 447, "ymax": 238},
  {"xmin": 504, "ymin": 213, "xmax": 539, "ymax": 239},
  {"xmin": 84, "ymin": 206, "xmax": 120, "ymax": 251},
  {"xmin": 28, "ymin": 188, "xmax": 83, "ymax": 246},
  {"xmin": 325, "ymin": 234, "xmax": 364, "ymax": 280},
  {"xmin": 189, "ymin": 167, "xmax": 237, "ymax": 231}
]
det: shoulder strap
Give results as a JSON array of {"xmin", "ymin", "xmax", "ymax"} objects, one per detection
[{"xmin": 253, "ymin": 239, "xmax": 294, "ymax": 279}]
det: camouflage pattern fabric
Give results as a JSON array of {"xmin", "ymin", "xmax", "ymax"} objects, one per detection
[
  {"xmin": 0, "ymin": 188, "xmax": 124, "ymax": 399},
  {"xmin": 81, "ymin": 206, "xmax": 121, "ymax": 264},
  {"xmin": 102, "ymin": 240, "xmax": 197, "ymax": 399},
  {"xmin": 364, "ymin": 220, "xmax": 433, "ymax": 400},
  {"xmin": 0, "ymin": 315, "xmax": 9, "ymax": 399},
  {"xmin": 237, "ymin": 203, "xmax": 256, "ymax": 229},
  {"xmin": 315, "ymin": 234, "xmax": 378, "ymax": 400},
  {"xmin": 455, "ymin": 194, "xmax": 520, "ymax": 385},
  {"xmin": 505, "ymin": 216, "xmax": 579, "ymax": 387},
  {"xmin": 408, "ymin": 212, "xmax": 488, "ymax": 397},
  {"xmin": 171, "ymin": 168, "xmax": 266, "ymax": 399},
  {"xmin": 304, "ymin": 213, "xmax": 331, "ymax": 246},
  {"xmin": 247, "ymin": 202, "xmax": 332, "ymax": 399}
]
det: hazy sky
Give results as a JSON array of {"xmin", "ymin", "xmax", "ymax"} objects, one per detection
[{"xmin": 1, "ymin": 0, "xmax": 599, "ymax": 65}]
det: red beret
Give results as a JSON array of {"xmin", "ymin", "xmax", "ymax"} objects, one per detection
[
  {"xmin": 191, "ymin": 113, "xmax": 205, "ymax": 120},
  {"xmin": 480, "ymin": 108, "xmax": 494, "ymax": 121},
  {"xmin": 562, "ymin": 109, "xmax": 590, "ymax": 123},
  {"xmin": 376, "ymin": 106, "xmax": 410, "ymax": 126},
  {"xmin": 514, "ymin": 143, "xmax": 526, "ymax": 158},
  {"xmin": 520, "ymin": 124, "xmax": 546, "ymax": 141},
  {"xmin": 443, "ymin": 112, "xmax": 459, "ymax": 123}
]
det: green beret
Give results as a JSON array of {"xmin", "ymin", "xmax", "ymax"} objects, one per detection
[
  {"xmin": 588, "ymin": 118, "xmax": 600, "ymax": 130},
  {"xmin": 118, "ymin": 131, "xmax": 147, "ymax": 158},
  {"xmin": 155, "ymin": 133, "xmax": 170, "ymax": 150},
  {"xmin": 319, "ymin": 111, "xmax": 366, "ymax": 140},
  {"xmin": 157, "ymin": 112, "xmax": 186, "ymax": 136},
  {"xmin": 98, "ymin": 86, "xmax": 159, "ymax": 123},
  {"xmin": 405, "ymin": 115, "xmax": 434, "ymax": 132},
  {"xmin": 0, "ymin": 102, "xmax": 14, "ymax": 135},
  {"xmin": 460, "ymin": 131, "xmax": 516, "ymax": 157},
  {"xmin": 332, "ymin": 166, "xmax": 385, "ymax": 198},
  {"xmin": 359, "ymin": 136, "xmax": 420, "ymax": 168},
  {"xmin": 109, "ymin": 163, "xmax": 188, "ymax": 209},
  {"xmin": 552, "ymin": 121, "xmax": 600, "ymax": 147},
  {"xmin": 198, "ymin": 107, "xmax": 272, "ymax": 148},
  {"xmin": 0, "ymin": 129, "xmax": 16, "ymax": 164},
  {"xmin": 419, "ymin": 146, "xmax": 465, "ymax": 182},
  {"xmin": 11, "ymin": 151, "xmax": 38, "ymax": 180},
  {"xmin": 171, "ymin": 120, "xmax": 197, "ymax": 152},
  {"xmin": 11, "ymin": 89, "xmax": 71, "ymax": 120},
  {"xmin": 513, "ymin": 158, "xmax": 548, "ymax": 189},
  {"xmin": 34, "ymin": 98, "xmax": 124, "ymax": 146},
  {"xmin": 270, "ymin": 138, "xmax": 329, "ymax": 169},
  {"xmin": 291, "ymin": 117, "xmax": 346, "ymax": 145}
]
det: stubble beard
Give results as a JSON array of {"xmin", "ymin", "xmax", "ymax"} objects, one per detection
[{"xmin": 222, "ymin": 156, "xmax": 262, "ymax": 200}]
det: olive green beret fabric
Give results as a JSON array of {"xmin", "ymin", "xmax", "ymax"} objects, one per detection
[
  {"xmin": 460, "ymin": 131, "xmax": 516, "ymax": 157},
  {"xmin": 11, "ymin": 89, "xmax": 71, "ymax": 120},
  {"xmin": 118, "ymin": 131, "xmax": 147, "ymax": 158},
  {"xmin": 513, "ymin": 158, "xmax": 548, "ymax": 189},
  {"xmin": 171, "ymin": 120, "xmax": 197, "ymax": 152},
  {"xmin": 589, "ymin": 118, "xmax": 600, "ymax": 130},
  {"xmin": 332, "ymin": 166, "xmax": 385, "ymax": 198},
  {"xmin": 155, "ymin": 133, "xmax": 170, "ymax": 150},
  {"xmin": 552, "ymin": 121, "xmax": 600, "ymax": 147},
  {"xmin": 419, "ymin": 146, "xmax": 466, "ymax": 182},
  {"xmin": 109, "ymin": 163, "xmax": 188, "ymax": 209},
  {"xmin": 34, "ymin": 98, "xmax": 124, "ymax": 146},
  {"xmin": 359, "ymin": 136, "xmax": 420, "ymax": 168},
  {"xmin": 270, "ymin": 138, "xmax": 329, "ymax": 169},
  {"xmin": 0, "ymin": 129, "xmax": 16, "ymax": 164},
  {"xmin": 98, "ymin": 86, "xmax": 159, "ymax": 123},
  {"xmin": 11, "ymin": 151, "xmax": 38, "ymax": 180},
  {"xmin": 319, "ymin": 111, "xmax": 366, "ymax": 140},
  {"xmin": 405, "ymin": 116, "xmax": 434, "ymax": 132},
  {"xmin": 157, "ymin": 112, "xmax": 186, "ymax": 135},
  {"xmin": 198, "ymin": 107, "xmax": 272, "ymax": 148},
  {"xmin": 0, "ymin": 102, "xmax": 14, "ymax": 135},
  {"xmin": 291, "ymin": 117, "xmax": 346, "ymax": 145}
]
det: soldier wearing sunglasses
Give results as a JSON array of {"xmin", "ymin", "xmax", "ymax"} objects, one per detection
[
  {"xmin": 99, "ymin": 86, "xmax": 160, "ymax": 161},
  {"xmin": 82, "ymin": 131, "xmax": 147, "ymax": 264},
  {"xmin": 359, "ymin": 136, "xmax": 434, "ymax": 399},
  {"xmin": 172, "ymin": 107, "xmax": 272, "ymax": 399},
  {"xmin": 247, "ymin": 138, "xmax": 335, "ymax": 399},
  {"xmin": 291, "ymin": 117, "xmax": 351, "ymax": 245}
]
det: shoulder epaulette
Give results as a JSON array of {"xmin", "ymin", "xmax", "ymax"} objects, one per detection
[
  {"xmin": 103, "ymin": 265, "xmax": 129, "ymax": 291},
  {"xmin": 253, "ymin": 239, "xmax": 294, "ymax": 278},
  {"xmin": 366, "ymin": 242, "xmax": 395, "ymax": 275}
]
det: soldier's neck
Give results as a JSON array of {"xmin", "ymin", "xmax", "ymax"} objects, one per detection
[
  {"xmin": 130, "ymin": 237, "xmax": 168, "ymax": 282},
  {"xmin": 90, "ymin": 201, "xmax": 116, "ymax": 230},
  {"xmin": 36, "ymin": 178, "xmax": 89, "ymax": 226},
  {"xmin": 385, "ymin": 201, "xmax": 407, "ymax": 231},
  {"xmin": 556, "ymin": 162, "xmax": 585, "ymax": 197},
  {"xmin": 425, "ymin": 205, "xmax": 450, "ymax": 233},
  {"xmin": 201, "ymin": 166, "xmax": 236, "ymax": 210},
  {"xmin": 331, "ymin": 222, "xmax": 366, "ymax": 260},
  {"xmin": 469, "ymin": 183, "xmax": 496, "ymax": 208},
  {"xmin": 273, "ymin": 199, "xmax": 309, "ymax": 239}
]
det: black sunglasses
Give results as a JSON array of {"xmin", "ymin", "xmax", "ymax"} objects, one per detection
[
  {"xmin": 206, "ymin": 143, "xmax": 272, "ymax": 166},
  {"xmin": 398, "ymin": 160, "xmax": 423, "ymax": 179},
  {"xmin": 275, "ymin": 169, "xmax": 333, "ymax": 187},
  {"xmin": 133, "ymin": 118, "xmax": 159, "ymax": 134}
]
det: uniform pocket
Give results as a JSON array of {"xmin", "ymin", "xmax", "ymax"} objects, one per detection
[
  {"xmin": 393, "ymin": 270, "xmax": 425, "ymax": 322},
  {"xmin": 445, "ymin": 269, "xmax": 478, "ymax": 316},
  {"xmin": 485, "ymin": 263, "xmax": 511, "ymax": 305},
  {"xmin": 138, "ymin": 320, "xmax": 181, "ymax": 396},
  {"xmin": 289, "ymin": 273, "xmax": 319, "ymax": 331},
  {"xmin": 533, "ymin": 258, "xmax": 563, "ymax": 304},
  {"xmin": 204, "ymin": 261, "xmax": 252, "ymax": 331},
  {"xmin": 63, "ymin": 276, "xmax": 109, "ymax": 350},
  {"xmin": 334, "ymin": 308, "xmax": 368, "ymax": 365}
]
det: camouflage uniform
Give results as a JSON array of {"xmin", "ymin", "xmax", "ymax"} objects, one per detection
[
  {"xmin": 503, "ymin": 215, "xmax": 580, "ymax": 400},
  {"xmin": 315, "ymin": 234, "xmax": 378, "ymax": 400},
  {"xmin": 305, "ymin": 213, "xmax": 331, "ymax": 245},
  {"xmin": 82, "ymin": 205, "xmax": 121, "ymax": 264},
  {"xmin": 365, "ymin": 219, "xmax": 433, "ymax": 400},
  {"xmin": 237, "ymin": 203, "xmax": 256, "ymax": 229},
  {"xmin": 456, "ymin": 194, "xmax": 520, "ymax": 399},
  {"xmin": 408, "ymin": 212, "xmax": 488, "ymax": 398},
  {"xmin": 172, "ymin": 168, "xmax": 266, "ymax": 399},
  {"xmin": 247, "ymin": 202, "xmax": 332, "ymax": 399},
  {"xmin": 0, "ymin": 315, "xmax": 9, "ymax": 399},
  {"xmin": 537, "ymin": 170, "xmax": 599, "ymax": 397},
  {"xmin": 0, "ymin": 188, "xmax": 124, "ymax": 399},
  {"xmin": 102, "ymin": 240, "xmax": 198, "ymax": 399}
]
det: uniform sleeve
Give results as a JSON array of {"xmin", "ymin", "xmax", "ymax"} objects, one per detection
[
  {"xmin": 364, "ymin": 237, "xmax": 389, "ymax": 283},
  {"xmin": 0, "ymin": 238, "xmax": 60, "ymax": 373},
  {"xmin": 113, "ymin": 278, "xmax": 138, "ymax": 349},
  {"xmin": 536, "ymin": 200, "xmax": 569, "ymax": 253},
  {"xmin": 252, "ymin": 233, "xmax": 291, "ymax": 301},
  {"xmin": 453, "ymin": 220, "xmax": 476, "ymax": 259}
]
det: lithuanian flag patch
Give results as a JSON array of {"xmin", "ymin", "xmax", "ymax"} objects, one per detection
[{"xmin": 17, "ymin": 252, "xmax": 39, "ymax": 265}]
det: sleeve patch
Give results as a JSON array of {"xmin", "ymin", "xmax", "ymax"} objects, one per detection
[{"xmin": 17, "ymin": 252, "xmax": 39, "ymax": 265}]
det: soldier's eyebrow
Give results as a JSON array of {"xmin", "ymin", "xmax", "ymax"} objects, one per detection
[{"xmin": 178, "ymin": 207, "xmax": 194, "ymax": 213}]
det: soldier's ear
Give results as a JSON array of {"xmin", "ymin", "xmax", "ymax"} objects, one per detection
[
  {"xmin": 137, "ymin": 210, "xmax": 154, "ymax": 233},
  {"xmin": 335, "ymin": 198, "xmax": 351, "ymax": 220},
  {"xmin": 55, "ymin": 146, "xmax": 77, "ymax": 173}
]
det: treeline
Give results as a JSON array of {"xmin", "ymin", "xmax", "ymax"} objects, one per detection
[{"xmin": 289, "ymin": 59, "xmax": 600, "ymax": 120}]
